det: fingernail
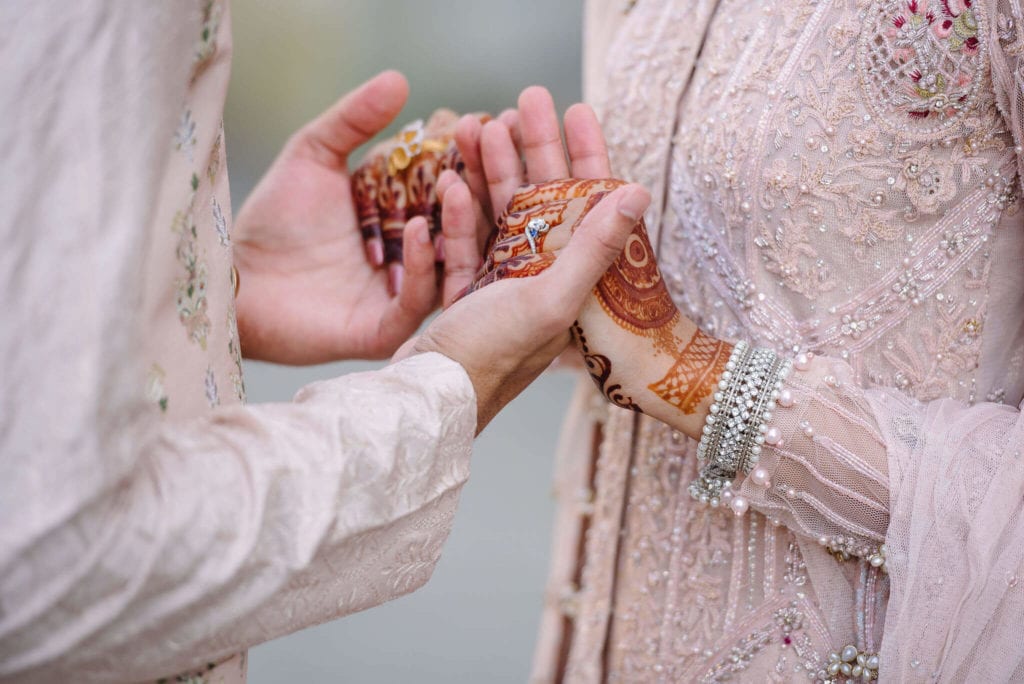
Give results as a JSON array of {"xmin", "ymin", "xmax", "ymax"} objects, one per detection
[
  {"xmin": 369, "ymin": 240, "xmax": 384, "ymax": 266},
  {"xmin": 616, "ymin": 186, "xmax": 651, "ymax": 221},
  {"xmin": 416, "ymin": 221, "xmax": 432, "ymax": 245},
  {"xmin": 389, "ymin": 263, "xmax": 404, "ymax": 296}
]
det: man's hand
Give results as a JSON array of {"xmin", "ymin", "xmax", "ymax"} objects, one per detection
[
  {"xmin": 399, "ymin": 181, "xmax": 651, "ymax": 434},
  {"xmin": 233, "ymin": 71, "xmax": 481, "ymax": 364}
]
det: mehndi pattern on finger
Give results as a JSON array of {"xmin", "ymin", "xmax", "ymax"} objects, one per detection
[
  {"xmin": 459, "ymin": 252, "xmax": 558, "ymax": 299},
  {"xmin": 501, "ymin": 178, "xmax": 624, "ymax": 224},
  {"xmin": 378, "ymin": 173, "xmax": 409, "ymax": 264},
  {"xmin": 352, "ymin": 109, "xmax": 478, "ymax": 265},
  {"xmin": 353, "ymin": 156, "xmax": 385, "ymax": 242}
]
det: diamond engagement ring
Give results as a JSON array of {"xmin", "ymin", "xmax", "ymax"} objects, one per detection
[{"xmin": 525, "ymin": 218, "xmax": 552, "ymax": 254}]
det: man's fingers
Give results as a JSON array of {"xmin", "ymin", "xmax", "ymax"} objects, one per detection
[
  {"xmin": 454, "ymin": 114, "xmax": 494, "ymax": 221},
  {"xmin": 564, "ymin": 103, "xmax": 612, "ymax": 179},
  {"xmin": 545, "ymin": 184, "xmax": 651, "ymax": 310},
  {"xmin": 440, "ymin": 181, "xmax": 484, "ymax": 307},
  {"xmin": 439, "ymin": 168, "xmax": 492, "ymax": 255},
  {"xmin": 518, "ymin": 86, "xmax": 569, "ymax": 183},
  {"xmin": 497, "ymin": 108, "xmax": 522, "ymax": 153},
  {"xmin": 480, "ymin": 120, "xmax": 524, "ymax": 219},
  {"xmin": 302, "ymin": 70, "xmax": 409, "ymax": 165},
  {"xmin": 379, "ymin": 217, "xmax": 439, "ymax": 343}
]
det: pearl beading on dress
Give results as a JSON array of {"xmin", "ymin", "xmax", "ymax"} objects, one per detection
[{"xmin": 690, "ymin": 341, "xmax": 793, "ymax": 511}]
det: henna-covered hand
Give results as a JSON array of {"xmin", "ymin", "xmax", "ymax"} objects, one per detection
[
  {"xmin": 397, "ymin": 180, "xmax": 651, "ymax": 434},
  {"xmin": 464, "ymin": 86, "xmax": 733, "ymax": 440},
  {"xmin": 352, "ymin": 110, "xmax": 487, "ymax": 295}
]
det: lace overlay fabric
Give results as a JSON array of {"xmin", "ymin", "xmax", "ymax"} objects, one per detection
[{"xmin": 534, "ymin": 0, "xmax": 1024, "ymax": 681}]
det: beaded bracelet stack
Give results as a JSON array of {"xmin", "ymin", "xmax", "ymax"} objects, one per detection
[{"xmin": 688, "ymin": 341, "xmax": 793, "ymax": 510}]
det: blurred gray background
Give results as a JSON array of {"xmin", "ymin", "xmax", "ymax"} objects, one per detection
[{"xmin": 225, "ymin": 2, "xmax": 584, "ymax": 682}]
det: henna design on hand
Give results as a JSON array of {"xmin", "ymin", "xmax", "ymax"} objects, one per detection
[
  {"xmin": 648, "ymin": 329, "xmax": 732, "ymax": 414},
  {"xmin": 593, "ymin": 222, "xmax": 680, "ymax": 354},
  {"xmin": 352, "ymin": 111, "xmax": 479, "ymax": 267},
  {"xmin": 378, "ymin": 172, "xmax": 408, "ymax": 264},
  {"xmin": 503, "ymin": 178, "xmax": 623, "ymax": 220},
  {"xmin": 405, "ymin": 147, "xmax": 444, "ymax": 239},
  {"xmin": 571, "ymin": 321, "xmax": 641, "ymax": 412},
  {"xmin": 503, "ymin": 179, "xmax": 680, "ymax": 354},
  {"xmin": 352, "ymin": 156, "xmax": 385, "ymax": 243},
  {"xmin": 457, "ymin": 252, "xmax": 557, "ymax": 299}
]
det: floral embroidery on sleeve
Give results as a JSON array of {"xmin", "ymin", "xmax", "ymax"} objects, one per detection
[
  {"xmin": 204, "ymin": 366, "xmax": 220, "ymax": 408},
  {"xmin": 227, "ymin": 307, "xmax": 246, "ymax": 402},
  {"xmin": 194, "ymin": 0, "xmax": 222, "ymax": 66},
  {"xmin": 207, "ymin": 122, "xmax": 223, "ymax": 185},
  {"xmin": 172, "ymin": 207, "xmax": 211, "ymax": 349},
  {"xmin": 212, "ymin": 197, "xmax": 229, "ymax": 246},
  {"xmin": 174, "ymin": 109, "xmax": 197, "ymax": 163}
]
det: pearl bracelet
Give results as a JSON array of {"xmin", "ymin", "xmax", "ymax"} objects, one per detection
[{"xmin": 689, "ymin": 342, "xmax": 792, "ymax": 512}]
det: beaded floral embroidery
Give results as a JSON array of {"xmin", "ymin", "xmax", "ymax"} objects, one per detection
[{"xmin": 859, "ymin": 0, "xmax": 986, "ymax": 137}]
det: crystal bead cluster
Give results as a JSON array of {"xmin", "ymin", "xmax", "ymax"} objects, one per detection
[{"xmin": 689, "ymin": 341, "xmax": 793, "ymax": 512}]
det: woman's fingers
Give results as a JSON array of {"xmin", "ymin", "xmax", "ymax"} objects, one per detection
[
  {"xmin": 502, "ymin": 178, "xmax": 626, "ymax": 217},
  {"xmin": 405, "ymin": 148, "xmax": 444, "ymax": 240},
  {"xmin": 352, "ymin": 157, "xmax": 385, "ymax": 266},
  {"xmin": 377, "ymin": 173, "xmax": 408, "ymax": 294},
  {"xmin": 439, "ymin": 180, "xmax": 485, "ymax": 307},
  {"xmin": 454, "ymin": 252, "xmax": 558, "ymax": 303},
  {"xmin": 564, "ymin": 103, "xmax": 612, "ymax": 179},
  {"xmin": 518, "ymin": 86, "xmax": 569, "ymax": 183},
  {"xmin": 480, "ymin": 120, "xmax": 525, "ymax": 219}
]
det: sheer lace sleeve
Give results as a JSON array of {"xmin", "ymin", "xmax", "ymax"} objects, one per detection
[
  {"xmin": 990, "ymin": 0, "xmax": 1024, "ymax": 187},
  {"xmin": 736, "ymin": 355, "xmax": 891, "ymax": 557},
  {"xmin": 737, "ymin": 352, "xmax": 1024, "ymax": 678}
]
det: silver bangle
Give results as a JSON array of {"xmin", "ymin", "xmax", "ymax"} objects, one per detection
[{"xmin": 689, "ymin": 342, "xmax": 792, "ymax": 508}]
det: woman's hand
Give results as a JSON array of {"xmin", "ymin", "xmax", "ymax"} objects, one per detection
[
  {"xmin": 399, "ymin": 180, "xmax": 651, "ymax": 434},
  {"xmin": 468, "ymin": 86, "xmax": 728, "ymax": 439},
  {"xmin": 232, "ymin": 71, "xmax": 482, "ymax": 364}
]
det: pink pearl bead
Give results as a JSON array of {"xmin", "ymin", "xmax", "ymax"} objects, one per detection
[
  {"xmin": 778, "ymin": 389, "xmax": 794, "ymax": 407},
  {"xmin": 794, "ymin": 353, "xmax": 810, "ymax": 371},
  {"xmin": 730, "ymin": 496, "xmax": 749, "ymax": 516},
  {"xmin": 750, "ymin": 467, "xmax": 771, "ymax": 487},
  {"xmin": 722, "ymin": 489, "xmax": 734, "ymax": 502},
  {"xmin": 764, "ymin": 426, "xmax": 782, "ymax": 445},
  {"xmin": 802, "ymin": 424, "xmax": 815, "ymax": 438}
]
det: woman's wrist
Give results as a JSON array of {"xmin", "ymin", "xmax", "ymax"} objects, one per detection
[
  {"xmin": 633, "ymin": 316, "xmax": 729, "ymax": 441},
  {"xmin": 688, "ymin": 342, "xmax": 793, "ymax": 508}
]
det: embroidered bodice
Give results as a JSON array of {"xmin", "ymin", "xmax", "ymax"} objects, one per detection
[{"xmin": 532, "ymin": 0, "xmax": 1024, "ymax": 681}]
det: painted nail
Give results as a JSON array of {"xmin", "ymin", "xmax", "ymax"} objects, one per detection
[{"xmin": 368, "ymin": 239, "xmax": 384, "ymax": 267}]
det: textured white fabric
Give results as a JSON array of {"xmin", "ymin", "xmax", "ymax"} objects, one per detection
[{"xmin": 0, "ymin": 2, "xmax": 476, "ymax": 682}]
